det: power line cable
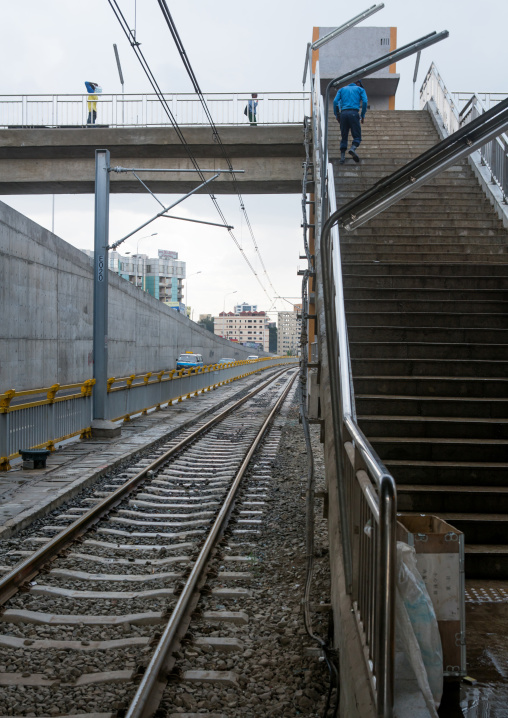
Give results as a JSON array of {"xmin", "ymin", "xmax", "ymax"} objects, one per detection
[
  {"xmin": 155, "ymin": 0, "xmax": 282, "ymax": 301},
  {"xmin": 106, "ymin": 0, "xmax": 273, "ymax": 306}
]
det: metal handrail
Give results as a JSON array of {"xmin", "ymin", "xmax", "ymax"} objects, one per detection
[
  {"xmin": 311, "ymin": 61, "xmax": 396, "ymax": 716},
  {"xmin": 0, "ymin": 92, "xmax": 309, "ymax": 128}
]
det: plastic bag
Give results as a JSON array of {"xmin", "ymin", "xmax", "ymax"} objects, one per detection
[{"xmin": 396, "ymin": 541, "xmax": 443, "ymax": 715}]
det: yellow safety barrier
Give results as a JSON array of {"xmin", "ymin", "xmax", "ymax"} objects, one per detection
[{"xmin": 0, "ymin": 358, "xmax": 298, "ymax": 470}]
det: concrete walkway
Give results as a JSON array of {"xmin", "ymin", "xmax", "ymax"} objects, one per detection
[{"xmin": 0, "ymin": 371, "xmax": 273, "ymax": 539}]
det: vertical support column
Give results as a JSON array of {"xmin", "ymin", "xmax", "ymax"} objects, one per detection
[{"xmin": 92, "ymin": 149, "xmax": 120, "ymax": 439}]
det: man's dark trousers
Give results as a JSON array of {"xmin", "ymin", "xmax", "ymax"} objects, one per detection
[{"xmin": 339, "ymin": 109, "xmax": 362, "ymax": 151}]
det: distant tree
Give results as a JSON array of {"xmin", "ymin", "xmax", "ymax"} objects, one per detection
[{"xmin": 198, "ymin": 316, "xmax": 214, "ymax": 333}]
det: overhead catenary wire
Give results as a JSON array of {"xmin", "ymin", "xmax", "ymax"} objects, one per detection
[
  {"xmin": 155, "ymin": 0, "xmax": 283, "ymax": 304},
  {"xmin": 106, "ymin": 0, "xmax": 273, "ymax": 306}
]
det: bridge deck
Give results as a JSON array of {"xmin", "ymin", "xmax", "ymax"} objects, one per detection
[{"xmin": 0, "ymin": 126, "xmax": 305, "ymax": 194}]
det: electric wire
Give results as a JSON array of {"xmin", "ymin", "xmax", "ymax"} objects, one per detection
[
  {"xmin": 106, "ymin": 0, "xmax": 273, "ymax": 306},
  {"xmin": 155, "ymin": 0, "xmax": 282, "ymax": 304}
]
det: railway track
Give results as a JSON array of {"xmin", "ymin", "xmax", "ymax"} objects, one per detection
[{"xmin": 0, "ymin": 367, "xmax": 297, "ymax": 718}]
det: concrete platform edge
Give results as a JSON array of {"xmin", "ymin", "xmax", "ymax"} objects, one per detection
[{"xmin": 0, "ymin": 377, "xmax": 266, "ymax": 540}]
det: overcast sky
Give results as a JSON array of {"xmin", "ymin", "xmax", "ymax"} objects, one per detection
[{"xmin": 1, "ymin": 0, "xmax": 505, "ymax": 318}]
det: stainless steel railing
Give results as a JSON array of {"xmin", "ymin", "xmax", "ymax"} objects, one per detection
[
  {"xmin": 0, "ymin": 358, "xmax": 296, "ymax": 470},
  {"xmin": 0, "ymin": 92, "xmax": 309, "ymax": 128},
  {"xmin": 460, "ymin": 94, "xmax": 508, "ymax": 203},
  {"xmin": 310, "ymin": 61, "xmax": 396, "ymax": 716},
  {"xmin": 420, "ymin": 63, "xmax": 508, "ymax": 204}
]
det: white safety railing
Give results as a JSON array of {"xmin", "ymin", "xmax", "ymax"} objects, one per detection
[
  {"xmin": 311, "ymin": 61, "xmax": 396, "ymax": 715},
  {"xmin": 452, "ymin": 92, "xmax": 508, "ymax": 113},
  {"xmin": 0, "ymin": 92, "xmax": 309, "ymax": 128},
  {"xmin": 420, "ymin": 62, "xmax": 508, "ymax": 204},
  {"xmin": 0, "ymin": 358, "xmax": 297, "ymax": 471}
]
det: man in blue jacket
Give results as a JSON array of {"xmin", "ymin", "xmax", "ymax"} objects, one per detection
[{"xmin": 333, "ymin": 80, "xmax": 368, "ymax": 164}]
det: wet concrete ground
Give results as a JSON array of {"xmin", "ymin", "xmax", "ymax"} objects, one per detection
[{"xmin": 439, "ymin": 580, "xmax": 508, "ymax": 717}]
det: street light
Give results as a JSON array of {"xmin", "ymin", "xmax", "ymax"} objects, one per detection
[
  {"xmin": 126, "ymin": 232, "xmax": 158, "ymax": 290},
  {"xmin": 223, "ymin": 290, "xmax": 238, "ymax": 314}
]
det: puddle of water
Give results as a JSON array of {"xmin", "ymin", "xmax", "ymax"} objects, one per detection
[
  {"xmin": 438, "ymin": 581, "xmax": 508, "ymax": 718},
  {"xmin": 461, "ymin": 683, "xmax": 506, "ymax": 717}
]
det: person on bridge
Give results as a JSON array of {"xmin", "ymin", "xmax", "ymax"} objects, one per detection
[
  {"xmin": 85, "ymin": 81, "xmax": 101, "ymax": 125},
  {"xmin": 247, "ymin": 93, "xmax": 258, "ymax": 126},
  {"xmin": 333, "ymin": 80, "xmax": 368, "ymax": 164}
]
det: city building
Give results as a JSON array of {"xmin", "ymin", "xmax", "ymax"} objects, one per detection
[
  {"xmin": 81, "ymin": 248, "xmax": 186, "ymax": 309},
  {"xmin": 214, "ymin": 308, "xmax": 270, "ymax": 352},
  {"xmin": 277, "ymin": 304, "xmax": 301, "ymax": 355},
  {"xmin": 234, "ymin": 301, "xmax": 257, "ymax": 314}
]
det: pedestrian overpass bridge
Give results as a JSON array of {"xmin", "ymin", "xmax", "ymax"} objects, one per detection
[{"xmin": 0, "ymin": 91, "xmax": 307, "ymax": 194}]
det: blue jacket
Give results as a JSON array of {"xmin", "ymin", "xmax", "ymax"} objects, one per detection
[{"xmin": 333, "ymin": 84, "xmax": 368, "ymax": 119}]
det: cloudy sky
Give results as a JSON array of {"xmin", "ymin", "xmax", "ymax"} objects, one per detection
[{"xmin": 1, "ymin": 0, "xmax": 505, "ymax": 317}]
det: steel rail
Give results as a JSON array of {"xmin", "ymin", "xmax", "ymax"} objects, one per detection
[
  {"xmin": 0, "ymin": 365, "xmax": 294, "ymax": 605},
  {"xmin": 125, "ymin": 369, "xmax": 298, "ymax": 718}
]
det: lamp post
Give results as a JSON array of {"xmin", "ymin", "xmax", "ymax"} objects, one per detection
[{"xmin": 128, "ymin": 232, "xmax": 157, "ymax": 290}]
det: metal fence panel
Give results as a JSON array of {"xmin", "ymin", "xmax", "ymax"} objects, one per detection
[
  {"xmin": 0, "ymin": 93, "xmax": 309, "ymax": 128},
  {"xmin": 0, "ymin": 359, "xmax": 295, "ymax": 469}
]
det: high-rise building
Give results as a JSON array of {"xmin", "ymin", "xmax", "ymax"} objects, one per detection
[
  {"xmin": 214, "ymin": 306, "xmax": 270, "ymax": 352},
  {"xmin": 81, "ymin": 248, "xmax": 186, "ymax": 308},
  {"xmin": 277, "ymin": 305, "xmax": 301, "ymax": 355}
]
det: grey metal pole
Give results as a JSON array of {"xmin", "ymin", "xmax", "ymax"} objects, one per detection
[
  {"xmin": 412, "ymin": 50, "xmax": 421, "ymax": 110},
  {"xmin": 113, "ymin": 44, "xmax": 125, "ymax": 124},
  {"xmin": 93, "ymin": 149, "xmax": 111, "ymax": 421}
]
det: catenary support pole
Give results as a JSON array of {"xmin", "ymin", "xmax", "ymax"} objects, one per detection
[{"xmin": 92, "ymin": 149, "xmax": 119, "ymax": 436}]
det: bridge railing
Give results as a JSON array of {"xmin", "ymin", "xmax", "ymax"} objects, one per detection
[
  {"xmin": 420, "ymin": 62, "xmax": 508, "ymax": 204},
  {"xmin": 0, "ymin": 92, "xmax": 310, "ymax": 128},
  {"xmin": 0, "ymin": 357, "xmax": 297, "ymax": 470}
]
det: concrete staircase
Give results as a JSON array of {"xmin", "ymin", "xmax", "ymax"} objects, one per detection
[{"xmin": 331, "ymin": 110, "xmax": 508, "ymax": 578}]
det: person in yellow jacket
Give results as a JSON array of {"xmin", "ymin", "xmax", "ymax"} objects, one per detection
[{"xmin": 85, "ymin": 82, "xmax": 101, "ymax": 125}]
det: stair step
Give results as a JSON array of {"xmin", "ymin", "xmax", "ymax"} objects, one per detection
[
  {"xmin": 358, "ymin": 416, "xmax": 508, "ymax": 440},
  {"xmin": 352, "ymin": 358, "xmax": 508, "ymax": 378},
  {"xmin": 343, "ymin": 253, "xmax": 508, "ymax": 263},
  {"xmin": 356, "ymin": 395, "xmax": 508, "ymax": 419},
  {"xmin": 350, "ymin": 342, "xmax": 508, "ymax": 360},
  {"xmin": 464, "ymin": 546, "xmax": 508, "ymax": 579},
  {"xmin": 355, "ymin": 376, "xmax": 508, "ymax": 398},
  {"xmin": 370, "ymin": 436, "xmax": 508, "ymax": 462},
  {"xmin": 385, "ymin": 459, "xmax": 508, "ymax": 486},
  {"xmin": 347, "ymin": 289, "xmax": 508, "ymax": 301},
  {"xmin": 348, "ymin": 326, "xmax": 508, "ymax": 344},
  {"xmin": 344, "ymin": 275, "xmax": 508, "ymax": 289},
  {"xmin": 347, "ymin": 300, "xmax": 508, "ymax": 314},
  {"xmin": 348, "ymin": 311, "xmax": 508, "ymax": 329},
  {"xmin": 397, "ymin": 485, "xmax": 508, "ymax": 513},
  {"xmin": 342, "ymin": 262, "xmax": 508, "ymax": 276}
]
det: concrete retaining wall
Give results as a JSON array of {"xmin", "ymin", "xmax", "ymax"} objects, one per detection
[{"xmin": 0, "ymin": 200, "xmax": 262, "ymax": 392}]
